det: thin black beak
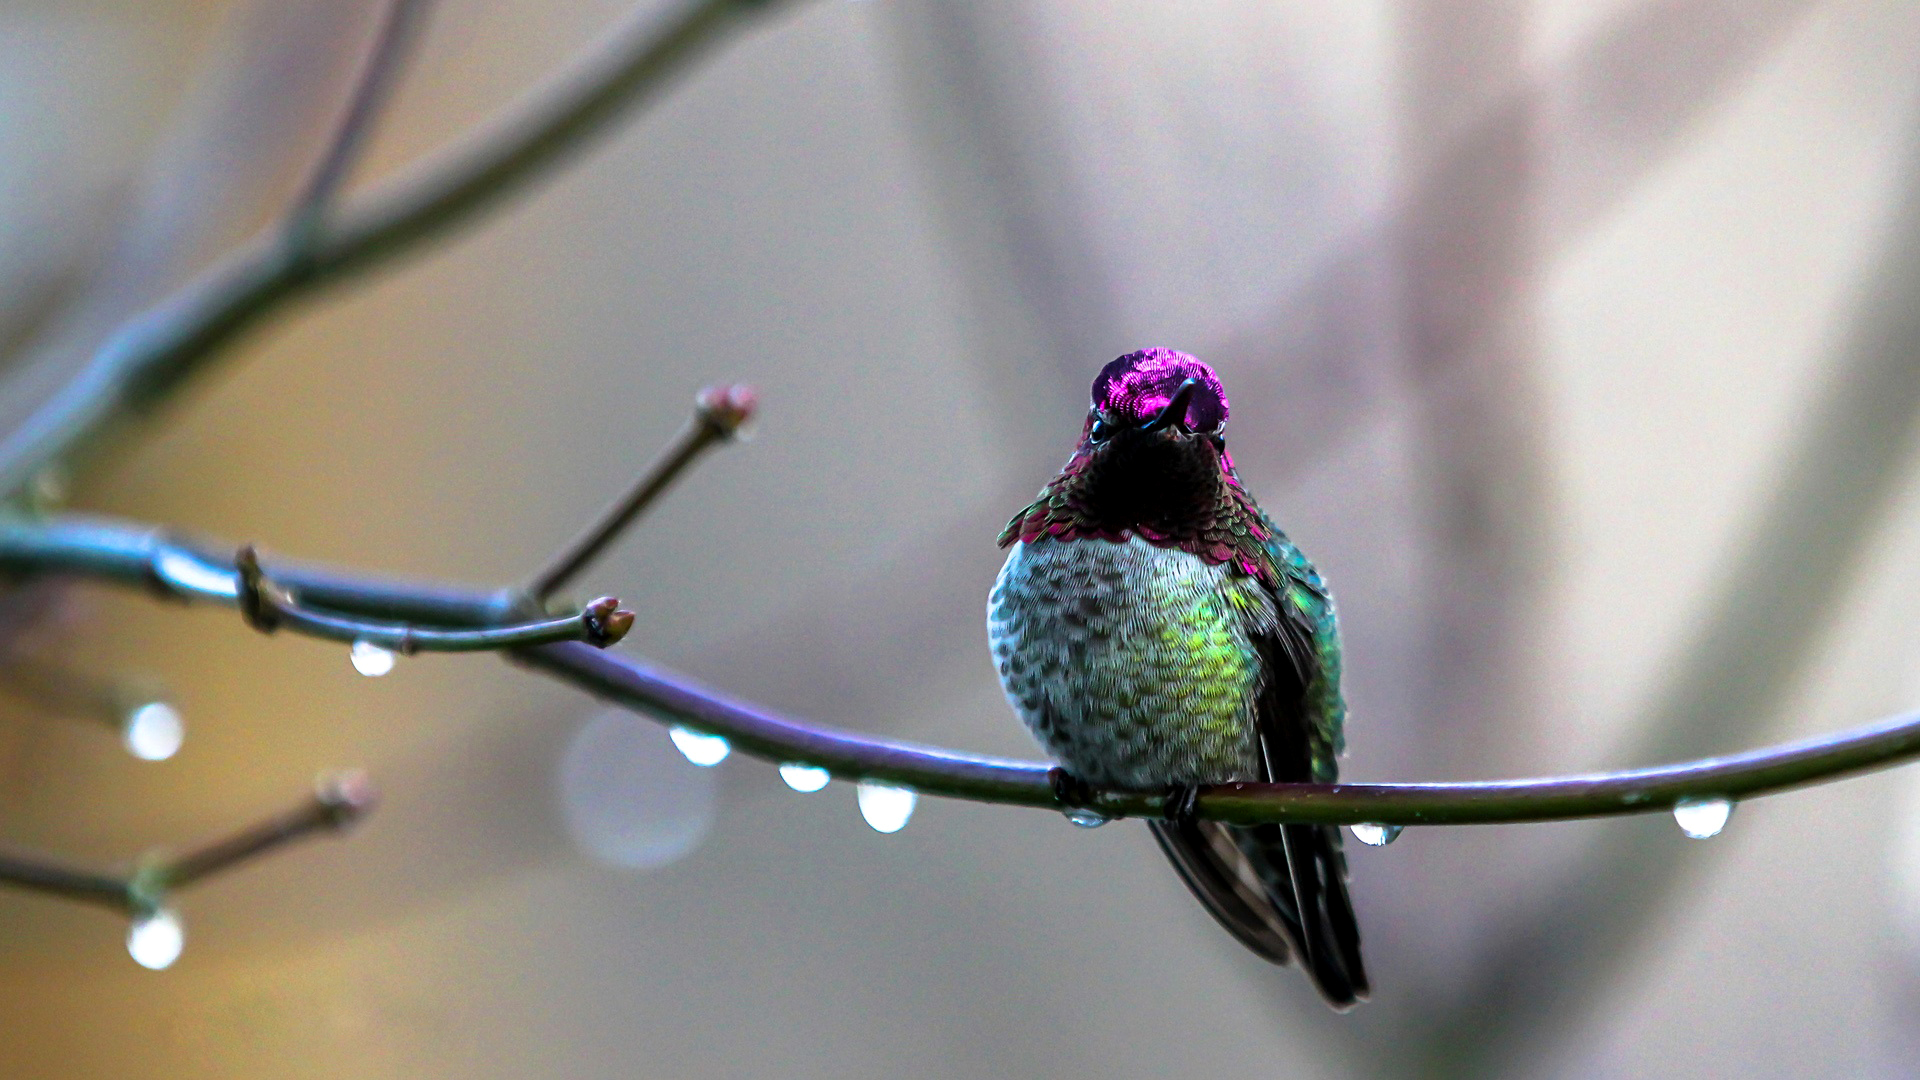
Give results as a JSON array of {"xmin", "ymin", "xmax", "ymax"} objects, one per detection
[{"xmin": 1139, "ymin": 378, "xmax": 1198, "ymax": 434}]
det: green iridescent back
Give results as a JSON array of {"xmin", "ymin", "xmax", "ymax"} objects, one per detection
[{"xmin": 1252, "ymin": 507, "xmax": 1345, "ymax": 783}]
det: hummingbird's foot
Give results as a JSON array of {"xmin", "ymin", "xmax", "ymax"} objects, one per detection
[
  {"xmin": 1048, "ymin": 767, "xmax": 1097, "ymax": 810},
  {"xmin": 1163, "ymin": 783, "xmax": 1202, "ymax": 826}
]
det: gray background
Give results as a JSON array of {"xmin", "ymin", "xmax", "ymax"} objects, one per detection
[{"xmin": 0, "ymin": 1, "xmax": 1917, "ymax": 1076}]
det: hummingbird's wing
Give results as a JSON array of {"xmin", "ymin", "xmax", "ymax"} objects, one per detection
[
  {"xmin": 1253, "ymin": 561, "xmax": 1370, "ymax": 1007},
  {"xmin": 1248, "ymin": 609, "xmax": 1370, "ymax": 1008},
  {"xmin": 1147, "ymin": 533, "xmax": 1369, "ymax": 1008}
]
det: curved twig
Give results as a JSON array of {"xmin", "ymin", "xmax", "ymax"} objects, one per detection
[
  {"xmin": 232, "ymin": 544, "xmax": 633, "ymax": 651},
  {"xmin": 519, "ymin": 640, "xmax": 1920, "ymax": 825}
]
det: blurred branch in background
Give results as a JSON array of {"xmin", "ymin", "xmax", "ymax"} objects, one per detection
[
  {"xmin": 0, "ymin": 770, "xmax": 374, "ymax": 969},
  {"xmin": 282, "ymin": 0, "xmax": 439, "ymax": 254},
  {"xmin": 0, "ymin": 0, "xmax": 802, "ymax": 500},
  {"xmin": 0, "ymin": 0, "xmax": 799, "ymax": 961}
]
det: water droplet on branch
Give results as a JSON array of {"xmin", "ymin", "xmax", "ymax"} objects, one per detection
[
  {"xmin": 1349, "ymin": 823, "xmax": 1403, "ymax": 847},
  {"xmin": 123, "ymin": 702, "xmax": 183, "ymax": 762},
  {"xmin": 127, "ymin": 908, "xmax": 184, "ymax": 970},
  {"xmin": 1672, "ymin": 797, "xmax": 1733, "ymax": 839},
  {"xmin": 668, "ymin": 726, "xmax": 730, "ymax": 767},
  {"xmin": 856, "ymin": 782, "xmax": 916, "ymax": 833},
  {"xmin": 779, "ymin": 763, "xmax": 830, "ymax": 792},
  {"xmin": 349, "ymin": 641, "xmax": 395, "ymax": 677},
  {"xmin": 1063, "ymin": 808, "xmax": 1108, "ymax": 828}
]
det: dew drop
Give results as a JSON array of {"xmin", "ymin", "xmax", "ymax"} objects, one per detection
[
  {"xmin": 1349, "ymin": 823, "xmax": 1403, "ymax": 847},
  {"xmin": 127, "ymin": 908, "xmax": 184, "ymax": 970},
  {"xmin": 1063, "ymin": 808, "xmax": 1109, "ymax": 828},
  {"xmin": 1672, "ymin": 797, "xmax": 1733, "ymax": 839},
  {"xmin": 123, "ymin": 702, "xmax": 183, "ymax": 762},
  {"xmin": 668, "ymin": 726, "xmax": 731, "ymax": 767},
  {"xmin": 779, "ymin": 763, "xmax": 830, "ymax": 792},
  {"xmin": 856, "ymin": 781, "xmax": 916, "ymax": 833},
  {"xmin": 349, "ymin": 641, "xmax": 395, "ymax": 677}
]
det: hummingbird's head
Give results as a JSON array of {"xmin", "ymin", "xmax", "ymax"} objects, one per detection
[
  {"xmin": 1084, "ymin": 347, "xmax": 1229, "ymax": 453},
  {"xmin": 1039, "ymin": 348, "xmax": 1235, "ymax": 537},
  {"xmin": 1000, "ymin": 348, "xmax": 1254, "ymax": 549}
]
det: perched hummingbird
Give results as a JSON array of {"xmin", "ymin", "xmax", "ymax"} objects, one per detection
[{"xmin": 987, "ymin": 348, "xmax": 1368, "ymax": 1008}]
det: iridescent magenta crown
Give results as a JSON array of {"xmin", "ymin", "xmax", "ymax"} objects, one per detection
[{"xmin": 1091, "ymin": 348, "xmax": 1228, "ymax": 433}]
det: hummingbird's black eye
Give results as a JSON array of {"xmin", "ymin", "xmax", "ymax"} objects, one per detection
[{"xmin": 1088, "ymin": 417, "xmax": 1116, "ymax": 442}]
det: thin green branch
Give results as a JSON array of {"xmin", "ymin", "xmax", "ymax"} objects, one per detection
[
  {"xmin": 0, "ymin": 0, "xmax": 800, "ymax": 499},
  {"xmin": 4, "ymin": 511, "xmax": 1920, "ymax": 827}
]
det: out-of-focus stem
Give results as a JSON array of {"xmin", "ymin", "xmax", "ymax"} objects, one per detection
[
  {"xmin": 0, "ymin": 0, "xmax": 802, "ymax": 499},
  {"xmin": 527, "ymin": 384, "xmax": 756, "ymax": 600}
]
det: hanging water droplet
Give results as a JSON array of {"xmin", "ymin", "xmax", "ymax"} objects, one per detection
[
  {"xmin": 127, "ymin": 908, "xmax": 184, "ymax": 970},
  {"xmin": 856, "ymin": 781, "xmax": 916, "ymax": 833},
  {"xmin": 1349, "ymin": 823, "xmax": 1403, "ymax": 846},
  {"xmin": 1672, "ymin": 797, "xmax": 1733, "ymax": 839},
  {"xmin": 1063, "ymin": 808, "xmax": 1109, "ymax": 828},
  {"xmin": 123, "ymin": 702, "xmax": 183, "ymax": 762},
  {"xmin": 779, "ymin": 763, "xmax": 830, "ymax": 792},
  {"xmin": 349, "ymin": 641, "xmax": 395, "ymax": 677},
  {"xmin": 668, "ymin": 726, "xmax": 730, "ymax": 767}
]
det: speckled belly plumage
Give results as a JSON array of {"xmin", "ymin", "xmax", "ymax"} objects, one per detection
[{"xmin": 987, "ymin": 534, "xmax": 1277, "ymax": 789}]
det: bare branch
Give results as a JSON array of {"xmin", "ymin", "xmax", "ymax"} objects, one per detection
[
  {"xmin": 518, "ymin": 640, "xmax": 1920, "ymax": 825},
  {"xmin": 284, "ymin": 0, "xmax": 438, "ymax": 254},
  {"xmin": 151, "ymin": 769, "xmax": 377, "ymax": 893},
  {"xmin": 528, "ymin": 383, "xmax": 756, "ymax": 599},
  {"xmin": 0, "ymin": 853, "xmax": 129, "ymax": 910},
  {"xmin": 0, "ymin": 0, "xmax": 802, "ymax": 500},
  {"xmin": 4, "ymin": 512, "xmax": 1920, "ymax": 828},
  {"xmin": 0, "ymin": 770, "xmax": 374, "ymax": 915}
]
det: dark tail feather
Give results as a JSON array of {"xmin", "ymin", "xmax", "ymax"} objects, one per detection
[
  {"xmin": 1149, "ymin": 818, "xmax": 1368, "ymax": 1009},
  {"xmin": 1272, "ymin": 822, "xmax": 1369, "ymax": 1008},
  {"xmin": 1149, "ymin": 818, "xmax": 1300, "ymax": 963}
]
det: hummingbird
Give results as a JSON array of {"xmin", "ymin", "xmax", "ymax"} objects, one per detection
[{"xmin": 986, "ymin": 347, "xmax": 1368, "ymax": 1008}]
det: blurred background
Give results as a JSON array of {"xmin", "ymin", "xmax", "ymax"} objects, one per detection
[{"xmin": 0, "ymin": 0, "xmax": 1917, "ymax": 1075}]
